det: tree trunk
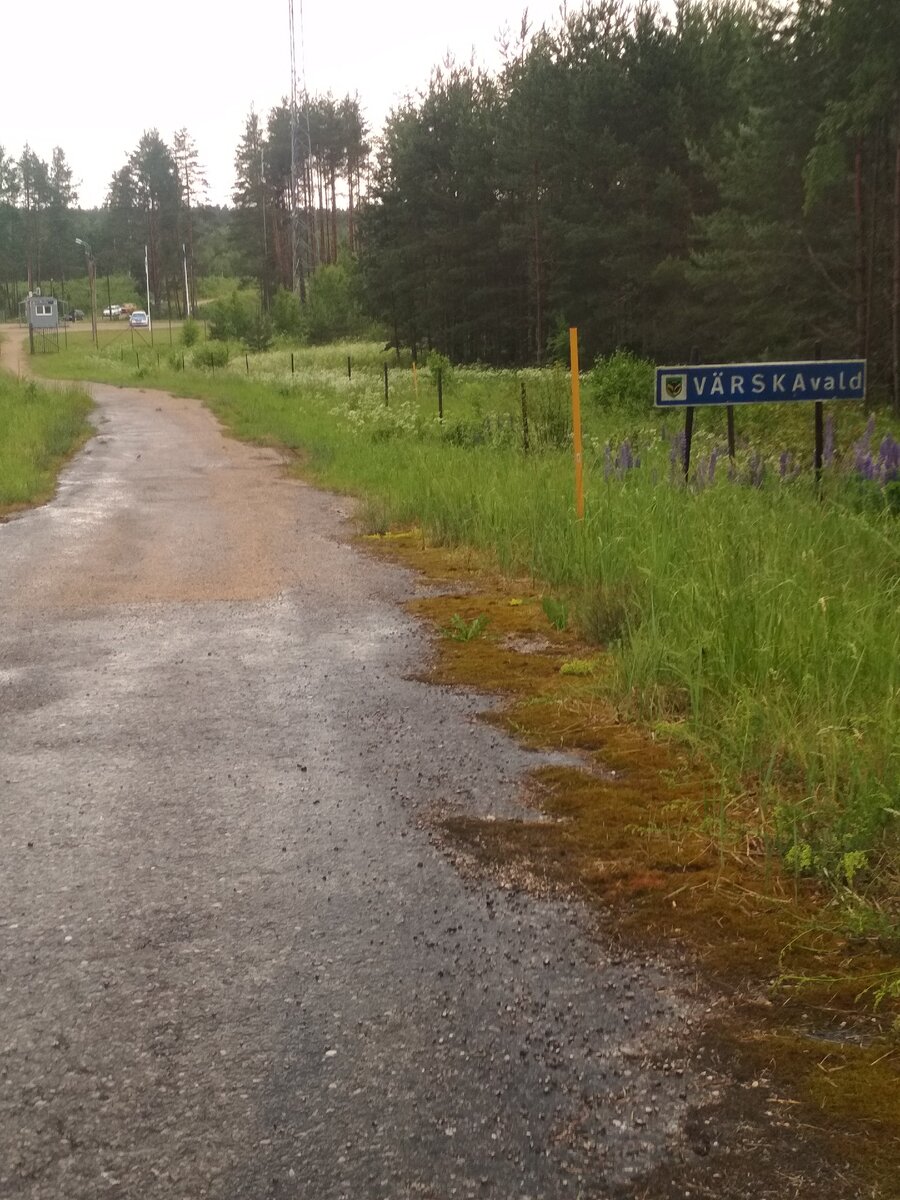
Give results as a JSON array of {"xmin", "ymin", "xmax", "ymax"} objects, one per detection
[
  {"xmin": 330, "ymin": 166, "xmax": 338, "ymax": 264},
  {"xmin": 532, "ymin": 161, "xmax": 544, "ymax": 365},
  {"xmin": 347, "ymin": 163, "xmax": 355, "ymax": 254},
  {"xmin": 893, "ymin": 106, "xmax": 900, "ymax": 417},
  {"xmin": 854, "ymin": 142, "xmax": 866, "ymax": 357}
]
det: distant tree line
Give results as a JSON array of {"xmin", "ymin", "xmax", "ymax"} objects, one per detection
[
  {"xmin": 356, "ymin": 0, "xmax": 900, "ymax": 407},
  {"xmin": 0, "ymin": 95, "xmax": 368, "ymax": 322},
  {"xmin": 0, "ymin": 132, "xmax": 233, "ymax": 319},
  {"xmin": 3, "ymin": 0, "xmax": 898, "ymax": 411}
]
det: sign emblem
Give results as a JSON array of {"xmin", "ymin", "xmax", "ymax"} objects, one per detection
[{"xmin": 664, "ymin": 374, "xmax": 686, "ymax": 401}]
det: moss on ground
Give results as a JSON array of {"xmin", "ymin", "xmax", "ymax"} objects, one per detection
[{"xmin": 361, "ymin": 526, "xmax": 900, "ymax": 1191}]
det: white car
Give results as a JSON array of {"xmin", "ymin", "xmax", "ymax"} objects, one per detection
[
  {"xmin": 103, "ymin": 304, "xmax": 123, "ymax": 319},
  {"xmin": 129, "ymin": 310, "xmax": 149, "ymax": 329}
]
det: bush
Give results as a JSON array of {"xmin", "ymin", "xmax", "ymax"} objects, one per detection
[
  {"xmin": 181, "ymin": 317, "xmax": 200, "ymax": 347},
  {"xmin": 587, "ymin": 350, "xmax": 655, "ymax": 414},
  {"xmin": 243, "ymin": 311, "xmax": 274, "ymax": 353},
  {"xmin": 192, "ymin": 343, "xmax": 229, "ymax": 369},
  {"xmin": 271, "ymin": 287, "xmax": 302, "ymax": 337},
  {"xmin": 207, "ymin": 290, "xmax": 258, "ymax": 341},
  {"xmin": 302, "ymin": 261, "xmax": 367, "ymax": 344}
]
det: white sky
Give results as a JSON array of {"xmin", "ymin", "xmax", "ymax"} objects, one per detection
[{"xmin": 3, "ymin": 0, "xmax": 593, "ymax": 208}]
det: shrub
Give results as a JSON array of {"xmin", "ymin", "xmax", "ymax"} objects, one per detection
[
  {"xmin": 207, "ymin": 290, "xmax": 258, "ymax": 341},
  {"xmin": 243, "ymin": 312, "xmax": 274, "ymax": 353},
  {"xmin": 271, "ymin": 287, "xmax": 302, "ymax": 337},
  {"xmin": 181, "ymin": 317, "xmax": 200, "ymax": 347},
  {"xmin": 587, "ymin": 349, "xmax": 655, "ymax": 414},
  {"xmin": 302, "ymin": 261, "xmax": 368, "ymax": 344},
  {"xmin": 192, "ymin": 343, "xmax": 229, "ymax": 369}
]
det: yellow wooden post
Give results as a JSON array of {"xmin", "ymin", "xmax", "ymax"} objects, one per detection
[{"xmin": 569, "ymin": 327, "xmax": 585, "ymax": 519}]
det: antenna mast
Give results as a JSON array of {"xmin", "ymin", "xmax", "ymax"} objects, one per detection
[{"xmin": 288, "ymin": 0, "xmax": 311, "ymax": 301}]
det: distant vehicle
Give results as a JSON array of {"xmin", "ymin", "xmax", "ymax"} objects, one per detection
[
  {"xmin": 103, "ymin": 304, "xmax": 123, "ymax": 319},
  {"xmin": 129, "ymin": 310, "xmax": 149, "ymax": 328},
  {"xmin": 121, "ymin": 303, "xmax": 137, "ymax": 316},
  {"xmin": 65, "ymin": 309, "xmax": 85, "ymax": 322}
]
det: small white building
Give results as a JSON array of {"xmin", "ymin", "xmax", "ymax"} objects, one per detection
[{"xmin": 22, "ymin": 293, "xmax": 59, "ymax": 329}]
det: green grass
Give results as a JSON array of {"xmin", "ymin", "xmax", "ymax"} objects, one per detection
[
  {"xmin": 29, "ymin": 331, "xmax": 900, "ymax": 908},
  {"xmin": 0, "ymin": 373, "xmax": 94, "ymax": 515}
]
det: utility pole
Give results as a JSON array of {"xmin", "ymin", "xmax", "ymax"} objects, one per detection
[
  {"xmin": 288, "ymin": 0, "xmax": 310, "ymax": 303},
  {"xmin": 75, "ymin": 237, "xmax": 98, "ymax": 347},
  {"xmin": 260, "ymin": 144, "xmax": 269, "ymax": 311},
  {"xmin": 182, "ymin": 242, "xmax": 191, "ymax": 319}
]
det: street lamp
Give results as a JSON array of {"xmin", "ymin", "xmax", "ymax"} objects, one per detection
[{"xmin": 75, "ymin": 237, "xmax": 98, "ymax": 347}]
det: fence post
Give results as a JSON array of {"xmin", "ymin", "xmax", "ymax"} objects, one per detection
[
  {"xmin": 437, "ymin": 368, "xmax": 443, "ymax": 423},
  {"xmin": 383, "ymin": 361, "xmax": 389, "ymax": 405},
  {"xmin": 347, "ymin": 355, "xmax": 352, "ymax": 380}
]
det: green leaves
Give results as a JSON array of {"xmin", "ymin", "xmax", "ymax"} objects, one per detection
[{"xmin": 442, "ymin": 613, "xmax": 490, "ymax": 642}]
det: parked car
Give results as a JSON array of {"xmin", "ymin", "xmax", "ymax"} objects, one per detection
[
  {"xmin": 129, "ymin": 310, "xmax": 149, "ymax": 328},
  {"xmin": 64, "ymin": 309, "xmax": 85, "ymax": 322},
  {"xmin": 102, "ymin": 304, "xmax": 123, "ymax": 319}
]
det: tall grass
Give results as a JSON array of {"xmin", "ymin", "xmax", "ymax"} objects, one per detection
[
  {"xmin": 31, "ymin": 335, "xmax": 900, "ymax": 897},
  {"xmin": 0, "ymin": 375, "xmax": 93, "ymax": 513}
]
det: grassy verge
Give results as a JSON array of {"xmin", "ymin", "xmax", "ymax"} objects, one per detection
[
  {"xmin": 32, "ymin": 334, "xmax": 900, "ymax": 927},
  {"xmin": 0, "ymin": 371, "xmax": 94, "ymax": 518}
]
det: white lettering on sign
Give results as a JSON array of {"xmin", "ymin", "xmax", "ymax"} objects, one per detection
[
  {"xmin": 772, "ymin": 374, "xmax": 785, "ymax": 393},
  {"xmin": 730, "ymin": 375, "xmax": 744, "ymax": 394},
  {"xmin": 752, "ymin": 374, "xmax": 765, "ymax": 394}
]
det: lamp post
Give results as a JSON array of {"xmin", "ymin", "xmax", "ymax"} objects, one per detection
[{"xmin": 75, "ymin": 237, "xmax": 98, "ymax": 347}]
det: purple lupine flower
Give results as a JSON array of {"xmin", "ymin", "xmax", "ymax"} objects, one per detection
[
  {"xmin": 859, "ymin": 454, "xmax": 876, "ymax": 482},
  {"xmin": 824, "ymin": 414, "xmax": 835, "ymax": 466},
  {"xmin": 709, "ymin": 446, "xmax": 721, "ymax": 482},
  {"xmin": 617, "ymin": 439, "xmax": 634, "ymax": 472},
  {"xmin": 879, "ymin": 434, "xmax": 900, "ymax": 481},
  {"xmin": 748, "ymin": 451, "xmax": 765, "ymax": 488},
  {"xmin": 779, "ymin": 450, "xmax": 792, "ymax": 479},
  {"xmin": 669, "ymin": 430, "xmax": 686, "ymax": 479},
  {"xmin": 853, "ymin": 415, "xmax": 877, "ymax": 471}
]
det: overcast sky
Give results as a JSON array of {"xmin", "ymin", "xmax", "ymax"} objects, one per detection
[{"xmin": 3, "ymin": 0, "xmax": 602, "ymax": 208}]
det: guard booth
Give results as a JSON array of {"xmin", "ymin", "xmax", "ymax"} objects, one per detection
[
  {"xmin": 23, "ymin": 293, "xmax": 59, "ymax": 329},
  {"xmin": 21, "ymin": 293, "xmax": 61, "ymax": 353}
]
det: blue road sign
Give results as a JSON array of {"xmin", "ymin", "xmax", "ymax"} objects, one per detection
[{"xmin": 655, "ymin": 360, "xmax": 866, "ymax": 408}]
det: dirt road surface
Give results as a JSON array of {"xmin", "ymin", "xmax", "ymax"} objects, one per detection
[{"xmin": 0, "ymin": 341, "xmax": 856, "ymax": 1198}]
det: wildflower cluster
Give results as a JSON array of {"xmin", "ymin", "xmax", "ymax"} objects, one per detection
[{"xmin": 852, "ymin": 415, "xmax": 900, "ymax": 484}]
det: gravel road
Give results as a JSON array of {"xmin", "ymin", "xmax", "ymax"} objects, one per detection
[{"xmin": 0, "ymin": 369, "xmax": 834, "ymax": 1198}]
